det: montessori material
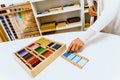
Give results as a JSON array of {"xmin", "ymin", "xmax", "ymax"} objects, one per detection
[
  {"xmin": 14, "ymin": 37, "xmax": 66, "ymax": 77},
  {"xmin": 41, "ymin": 22, "xmax": 56, "ymax": 33},
  {"xmin": 49, "ymin": 6, "xmax": 63, "ymax": 12},
  {"xmin": 67, "ymin": 17, "xmax": 81, "ymax": 23},
  {"xmin": 57, "ymin": 21, "xmax": 67, "ymax": 28},
  {"xmin": 0, "ymin": 1, "xmax": 39, "ymax": 41},
  {"xmin": 61, "ymin": 52, "xmax": 89, "ymax": 69}
]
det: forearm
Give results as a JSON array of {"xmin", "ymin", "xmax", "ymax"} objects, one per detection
[{"xmin": 80, "ymin": 5, "xmax": 119, "ymax": 44}]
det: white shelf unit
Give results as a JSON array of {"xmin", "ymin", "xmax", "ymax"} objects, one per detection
[
  {"xmin": 57, "ymin": 22, "xmax": 82, "ymax": 30},
  {"xmin": 36, "ymin": 7, "xmax": 81, "ymax": 18},
  {"xmin": 84, "ymin": 9, "xmax": 89, "ymax": 13},
  {"xmin": 30, "ymin": 0, "xmax": 85, "ymax": 34},
  {"xmin": 84, "ymin": 0, "xmax": 91, "ymax": 30}
]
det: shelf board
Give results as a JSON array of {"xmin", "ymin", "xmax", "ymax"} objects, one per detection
[
  {"xmin": 84, "ymin": 9, "xmax": 89, "ymax": 13},
  {"xmin": 57, "ymin": 22, "xmax": 82, "ymax": 30},
  {"xmin": 84, "ymin": 26, "xmax": 91, "ymax": 31},
  {"xmin": 36, "ymin": 7, "xmax": 81, "ymax": 18},
  {"xmin": 0, "ymin": 1, "xmax": 30, "ymax": 11},
  {"xmin": 41, "ymin": 22, "xmax": 81, "ymax": 33},
  {"xmin": 41, "ymin": 29, "xmax": 56, "ymax": 33},
  {"xmin": 0, "ymin": 9, "xmax": 32, "ymax": 16},
  {"xmin": 84, "ymin": 28, "xmax": 89, "ymax": 31},
  {"xmin": 30, "ymin": 0, "xmax": 44, "ymax": 3}
]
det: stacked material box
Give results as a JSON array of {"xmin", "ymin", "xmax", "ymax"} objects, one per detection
[
  {"xmin": 41, "ymin": 22, "xmax": 56, "ymax": 32},
  {"xmin": 57, "ymin": 21, "xmax": 67, "ymax": 28}
]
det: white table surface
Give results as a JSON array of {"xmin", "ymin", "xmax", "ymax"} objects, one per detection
[{"xmin": 0, "ymin": 31, "xmax": 120, "ymax": 80}]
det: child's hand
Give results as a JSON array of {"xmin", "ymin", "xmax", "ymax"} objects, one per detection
[
  {"xmin": 89, "ymin": 5, "xmax": 97, "ymax": 17},
  {"xmin": 67, "ymin": 38, "xmax": 84, "ymax": 53}
]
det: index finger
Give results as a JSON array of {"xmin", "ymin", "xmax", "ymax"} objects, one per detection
[{"xmin": 66, "ymin": 43, "xmax": 73, "ymax": 53}]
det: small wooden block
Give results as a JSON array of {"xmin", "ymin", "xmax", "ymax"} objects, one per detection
[
  {"xmin": 35, "ymin": 47, "xmax": 46, "ymax": 55},
  {"xmin": 52, "ymin": 44, "xmax": 61, "ymax": 50},
  {"xmin": 28, "ymin": 43, "xmax": 40, "ymax": 50},
  {"xmin": 47, "ymin": 42, "xmax": 55, "ymax": 47},
  {"xmin": 63, "ymin": 52, "xmax": 72, "ymax": 57},
  {"xmin": 72, "ymin": 56, "xmax": 82, "ymax": 63},
  {"xmin": 77, "ymin": 59, "xmax": 88, "ymax": 67},
  {"xmin": 18, "ymin": 49, "xmax": 28, "ymax": 56},
  {"xmin": 67, "ymin": 53, "xmax": 76, "ymax": 60}
]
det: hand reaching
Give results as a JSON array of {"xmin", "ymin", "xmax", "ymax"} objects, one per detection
[
  {"xmin": 89, "ymin": 5, "xmax": 97, "ymax": 17},
  {"xmin": 67, "ymin": 38, "xmax": 84, "ymax": 53}
]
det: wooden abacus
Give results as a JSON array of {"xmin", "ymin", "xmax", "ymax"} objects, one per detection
[{"xmin": 0, "ymin": 1, "xmax": 40, "ymax": 40}]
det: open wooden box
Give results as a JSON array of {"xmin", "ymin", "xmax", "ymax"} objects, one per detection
[{"xmin": 14, "ymin": 37, "xmax": 66, "ymax": 77}]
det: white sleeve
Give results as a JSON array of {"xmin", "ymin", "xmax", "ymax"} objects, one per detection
[
  {"xmin": 87, "ymin": 0, "xmax": 94, "ymax": 7},
  {"xmin": 80, "ymin": 0, "xmax": 119, "ymax": 44}
]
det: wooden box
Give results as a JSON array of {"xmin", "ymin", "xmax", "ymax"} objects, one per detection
[
  {"xmin": 57, "ymin": 21, "xmax": 67, "ymax": 28},
  {"xmin": 41, "ymin": 22, "xmax": 56, "ymax": 32},
  {"xmin": 49, "ymin": 7, "xmax": 63, "ymax": 12},
  {"xmin": 67, "ymin": 17, "xmax": 81, "ymax": 23},
  {"xmin": 63, "ymin": 2, "xmax": 80, "ymax": 10},
  {"xmin": 61, "ymin": 52, "xmax": 89, "ymax": 69},
  {"xmin": 14, "ymin": 37, "xmax": 66, "ymax": 77}
]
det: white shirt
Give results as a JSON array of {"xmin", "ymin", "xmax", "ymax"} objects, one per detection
[{"xmin": 80, "ymin": 0, "xmax": 120, "ymax": 44}]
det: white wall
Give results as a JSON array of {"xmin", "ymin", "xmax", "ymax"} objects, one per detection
[{"xmin": 0, "ymin": 0, "xmax": 28, "ymax": 6}]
